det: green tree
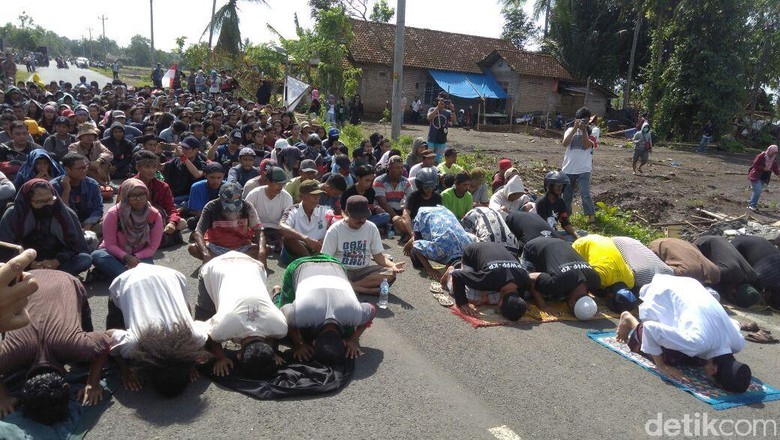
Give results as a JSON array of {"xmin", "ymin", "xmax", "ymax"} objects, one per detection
[
  {"xmin": 126, "ymin": 35, "xmax": 152, "ymax": 66},
  {"xmin": 203, "ymin": 0, "xmax": 267, "ymax": 57},
  {"xmin": 647, "ymin": 0, "xmax": 752, "ymax": 141},
  {"xmin": 501, "ymin": 6, "xmax": 538, "ymax": 49},
  {"xmin": 370, "ymin": 0, "xmax": 395, "ymax": 23}
]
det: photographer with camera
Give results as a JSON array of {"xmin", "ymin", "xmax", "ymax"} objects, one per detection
[
  {"xmin": 561, "ymin": 107, "xmax": 596, "ymax": 227},
  {"xmin": 426, "ymin": 93, "xmax": 457, "ymax": 164}
]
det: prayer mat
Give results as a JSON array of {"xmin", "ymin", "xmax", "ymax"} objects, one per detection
[
  {"xmin": 0, "ymin": 369, "xmax": 118, "ymax": 440},
  {"xmin": 449, "ymin": 296, "xmax": 623, "ymax": 328},
  {"xmin": 203, "ymin": 351, "xmax": 354, "ymax": 400},
  {"xmin": 588, "ymin": 330, "xmax": 780, "ymax": 410}
]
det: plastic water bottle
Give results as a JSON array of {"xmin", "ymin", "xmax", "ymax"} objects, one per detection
[{"xmin": 378, "ymin": 278, "xmax": 390, "ymax": 309}]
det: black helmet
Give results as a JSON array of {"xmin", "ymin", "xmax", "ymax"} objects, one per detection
[{"xmin": 544, "ymin": 170, "xmax": 569, "ymax": 193}]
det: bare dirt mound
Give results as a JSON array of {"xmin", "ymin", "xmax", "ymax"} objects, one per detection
[{"xmin": 592, "ymin": 189, "xmax": 674, "ymax": 224}]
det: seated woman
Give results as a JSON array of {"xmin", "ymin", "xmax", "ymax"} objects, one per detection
[
  {"xmin": 12, "ymin": 149, "xmax": 64, "ymax": 190},
  {"xmin": 91, "ymin": 178, "xmax": 163, "ymax": 281},
  {"xmin": 0, "ymin": 179, "xmax": 92, "ymax": 276}
]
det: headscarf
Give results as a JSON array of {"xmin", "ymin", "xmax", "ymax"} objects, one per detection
[
  {"xmin": 764, "ymin": 144, "xmax": 778, "ymax": 170},
  {"xmin": 117, "ymin": 178, "xmax": 152, "ymax": 252},
  {"xmin": 13, "ymin": 149, "xmax": 64, "ymax": 189},
  {"xmin": 8, "ymin": 179, "xmax": 87, "ymax": 254},
  {"xmin": 219, "ymin": 182, "xmax": 244, "ymax": 213}
]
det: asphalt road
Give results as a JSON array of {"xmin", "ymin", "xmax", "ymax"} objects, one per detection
[
  {"xmin": 21, "ymin": 62, "xmax": 114, "ymax": 88},
  {"xmin": 17, "ymin": 67, "xmax": 780, "ymax": 439}
]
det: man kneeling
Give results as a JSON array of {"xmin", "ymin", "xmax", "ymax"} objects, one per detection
[
  {"xmin": 108, "ymin": 264, "xmax": 209, "ymax": 397},
  {"xmin": 195, "ymin": 252, "xmax": 288, "ymax": 378},
  {"xmin": 276, "ymin": 255, "xmax": 375, "ymax": 363},
  {"xmin": 616, "ymin": 274, "xmax": 752, "ymax": 393}
]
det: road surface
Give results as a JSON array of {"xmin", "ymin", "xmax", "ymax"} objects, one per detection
[
  {"xmin": 22, "ymin": 62, "xmax": 114, "ymax": 88},
  {"xmin": 14, "ymin": 68, "xmax": 780, "ymax": 440}
]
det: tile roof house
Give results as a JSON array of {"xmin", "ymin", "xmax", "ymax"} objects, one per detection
[{"xmin": 347, "ymin": 19, "xmax": 614, "ymax": 120}]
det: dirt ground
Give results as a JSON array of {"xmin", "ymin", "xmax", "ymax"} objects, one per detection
[{"xmin": 363, "ymin": 121, "xmax": 780, "ymax": 235}]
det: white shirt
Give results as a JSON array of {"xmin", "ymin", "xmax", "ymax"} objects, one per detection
[
  {"xmin": 245, "ymin": 186, "xmax": 293, "ymax": 229},
  {"xmin": 561, "ymin": 127, "xmax": 594, "ymax": 174},
  {"xmin": 639, "ymin": 274, "xmax": 745, "ymax": 359},
  {"xmin": 282, "ymin": 203, "xmax": 329, "ymax": 241},
  {"xmin": 109, "ymin": 264, "xmax": 209, "ymax": 358},
  {"xmin": 280, "ymin": 261, "xmax": 374, "ymax": 328},
  {"xmin": 408, "ymin": 163, "xmax": 435, "ymax": 190},
  {"xmin": 322, "ymin": 218, "xmax": 383, "ymax": 268},
  {"xmin": 197, "ymin": 252, "xmax": 288, "ymax": 342}
]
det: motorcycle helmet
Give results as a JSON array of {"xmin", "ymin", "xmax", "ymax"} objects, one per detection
[
  {"xmin": 544, "ymin": 170, "xmax": 569, "ymax": 193},
  {"xmin": 415, "ymin": 167, "xmax": 439, "ymax": 190}
]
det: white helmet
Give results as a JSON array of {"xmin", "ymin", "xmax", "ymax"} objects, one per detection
[{"xmin": 574, "ymin": 296, "xmax": 598, "ymax": 321}]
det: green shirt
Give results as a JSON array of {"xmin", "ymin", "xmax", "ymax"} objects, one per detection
[
  {"xmin": 437, "ymin": 162, "xmax": 464, "ymax": 175},
  {"xmin": 441, "ymin": 187, "xmax": 473, "ymax": 219},
  {"xmin": 284, "ymin": 176, "xmax": 303, "ymax": 203}
]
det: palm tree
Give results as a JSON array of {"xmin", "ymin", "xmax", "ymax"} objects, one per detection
[
  {"xmin": 498, "ymin": 0, "xmax": 554, "ymax": 39},
  {"xmin": 203, "ymin": 0, "xmax": 267, "ymax": 56}
]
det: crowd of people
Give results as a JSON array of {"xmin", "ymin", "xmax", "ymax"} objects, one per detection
[{"xmin": 0, "ymin": 71, "xmax": 775, "ymax": 427}]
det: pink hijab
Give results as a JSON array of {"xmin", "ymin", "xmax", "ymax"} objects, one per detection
[{"xmin": 765, "ymin": 145, "xmax": 778, "ymax": 170}]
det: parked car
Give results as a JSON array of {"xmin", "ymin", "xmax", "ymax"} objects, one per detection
[{"xmin": 75, "ymin": 57, "xmax": 90, "ymax": 68}]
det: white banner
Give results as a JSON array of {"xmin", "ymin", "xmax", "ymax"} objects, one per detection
[{"xmin": 285, "ymin": 75, "xmax": 310, "ymax": 110}]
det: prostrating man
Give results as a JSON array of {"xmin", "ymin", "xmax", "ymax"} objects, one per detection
[
  {"xmin": 649, "ymin": 238, "xmax": 721, "ymax": 286},
  {"xmin": 245, "ymin": 166, "xmax": 293, "ymax": 252},
  {"xmin": 572, "ymin": 234, "xmax": 638, "ymax": 312},
  {"xmin": 730, "ymin": 235, "xmax": 780, "ymax": 309},
  {"xmin": 615, "ymin": 274, "xmax": 752, "ymax": 392},
  {"xmin": 612, "ymin": 236, "xmax": 673, "ymax": 290},
  {"xmin": 277, "ymin": 255, "xmax": 376, "ymax": 363},
  {"xmin": 462, "ymin": 207, "xmax": 520, "ymax": 254},
  {"xmin": 322, "ymin": 196, "xmax": 404, "ymax": 295},
  {"xmin": 440, "ymin": 172, "xmax": 473, "ymax": 220},
  {"xmin": 536, "ymin": 170, "xmax": 578, "ymax": 239},
  {"xmin": 0, "ymin": 268, "xmax": 109, "ymax": 422},
  {"xmin": 279, "ymin": 180, "xmax": 329, "ymax": 263},
  {"xmin": 694, "ymin": 235, "xmax": 761, "ymax": 308},
  {"xmin": 404, "ymin": 205, "xmax": 473, "ymax": 280},
  {"xmin": 107, "ymin": 263, "xmax": 208, "ymax": 397},
  {"xmin": 195, "ymin": 252, "xmax": 287, "ymax": 378},
  {"xmin": 372, "ymin": 155, "xmax": 413, "ymax": 239},
  {"xmin": 440, "ymin": 242, "xmax": 529, "ymax": 320},
  {"xmin": 505, "ymin": 211, "xmax": 561, "ymax": 251},
  {"xmin": 521, "ymin": 236, "xmax": 601, "ymax": 318},
  {"xmin": 51, "ymin": 153, "xmax": 104, "ymax": 237},
  {"xmin": 189, "ymin": 183, "xmax": 264, "ymax": 263}
]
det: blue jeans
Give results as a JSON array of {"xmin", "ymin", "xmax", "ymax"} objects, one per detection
[
  {"xmin": 749, "ymin": 180, "xmax": 763, "ymax": 208},
  {"xmin": 174, "ymin": 195, "xmax": 189, "ymax": 205},
  {"xmin": 428, "ymin": 142, "xmax": 447, "ymax": 163},
  {"xmin": 698, "ymin": 135, "xmax": 711, "ymax": 154},
  {"xmin": 368, "ymin": 212, "xmax": 391, "ymax": 228},
  {"xmin": 563, "ymin": 172, "xmax": 595, "ymax": 216},
  {"xmin": 91, "ymin": 249, "xmax": 154, "ymax": 281},
  {"xmin": 59, "ymin": 253, "xmax": 93, "ymax": 276}
]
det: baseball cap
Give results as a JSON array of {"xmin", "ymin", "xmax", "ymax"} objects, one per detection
[
  {"xmin": 61, "ymin": 109, "xmax": 75, "ymax": 118},
  {"xmin": 300, "ymin": 159, "xmax": 317, "ymax": 173},
  {"xmin": 268, "ymin": 166, "xmax": 287, "ymax": 183},
  {"xmin": 111, "ymin": 110, "xmax": 126, "ymax": 119},
  {"xmin": 421, "ymin": 149, "xmax": 436, "ymax": 158},
  {"xmin": 328, "ymin": 127, "xmax": 340, "ymax": 138},
  {"xmin": 180, "ymin": 136, "xmax": 200, "ymax": 150},
  {"xmin": 230, "ymin": 129, "xmax": 243, "ymax": 142},
  {"xmin": 345, "ymin": 195, "xmax": 371, "ymax": 219},
  {"xmin": 54, "ymin": 116, "xmax": 70, "ymax": 126},
  {"xmin": 239, "ymin": 147, "xmax": 256, "ymax": 157},
  {"xmin": 607, "ymin": 284, "xmax": 638, "ymax": 313},
  {"xmin": 204, "ymin": 162, "xmax": 224, "ymax": 175},
  {"xmin": 299, "ymin": 179, "xmax": 324, "ymax": 195}
]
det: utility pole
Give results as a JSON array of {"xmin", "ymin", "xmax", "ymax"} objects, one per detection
[
  {"xmin": 87, "ymin": 27, "xmax": 93, "ymax": 60},
  {"xmin": 623, "ymin": 7, "xmax": 642, "ymax": 109},
  {"xmin": 208, "ymin": 0, "xmax": 217, "ymax": 67},
  {"xmin": 98, "ymin": 14, "xmax": 108, "ymax": 58},
  {"xmin": 390, "ymin": 0, "xmax": 406, "ymax": 140},
  {"xmin": 150, "ymin": 0, "xmax": 155, "ymax": 66}
]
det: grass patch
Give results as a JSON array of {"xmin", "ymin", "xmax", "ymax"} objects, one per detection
[
  {"xmin": 89, "ymin": 65, "xmax": 151, "ymax": 88},
  {"xmin": 571, "ymin": 201, "xmax": 664, "ymax": 245}
]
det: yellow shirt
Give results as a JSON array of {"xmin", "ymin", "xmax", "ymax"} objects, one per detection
[
  {"xmin": 437, "ymin": 162, "xmax": 464, "ymax": 175},
  {"xmin": 572, "ymin": 234, "xmax": 635, "ymax": 289}
]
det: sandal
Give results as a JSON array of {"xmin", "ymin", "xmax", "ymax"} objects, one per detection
[
  {"xmin": 430, "ymin": 281, "xmax": 443, "ymax": 294},
  {"xmin": 740, "ymin": 321, "xmax": 759, "ymax": 332},
  {"xmin": 432, "ymin": 293, "xmax": 454, "ymax": 307},
  {"xmin": 745, "ymin": 330, "xmax": 779, "ymax": 344}
]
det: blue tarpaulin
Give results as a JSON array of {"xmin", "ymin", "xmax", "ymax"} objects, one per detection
[{"xmin": 428, "ymin": 69, "xmax": 508, "ymax": 99}]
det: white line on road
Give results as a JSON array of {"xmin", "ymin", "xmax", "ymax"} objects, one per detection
[{"xmin": 489, "ymin": 425, "xmax": 523, "ymax": 440}]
